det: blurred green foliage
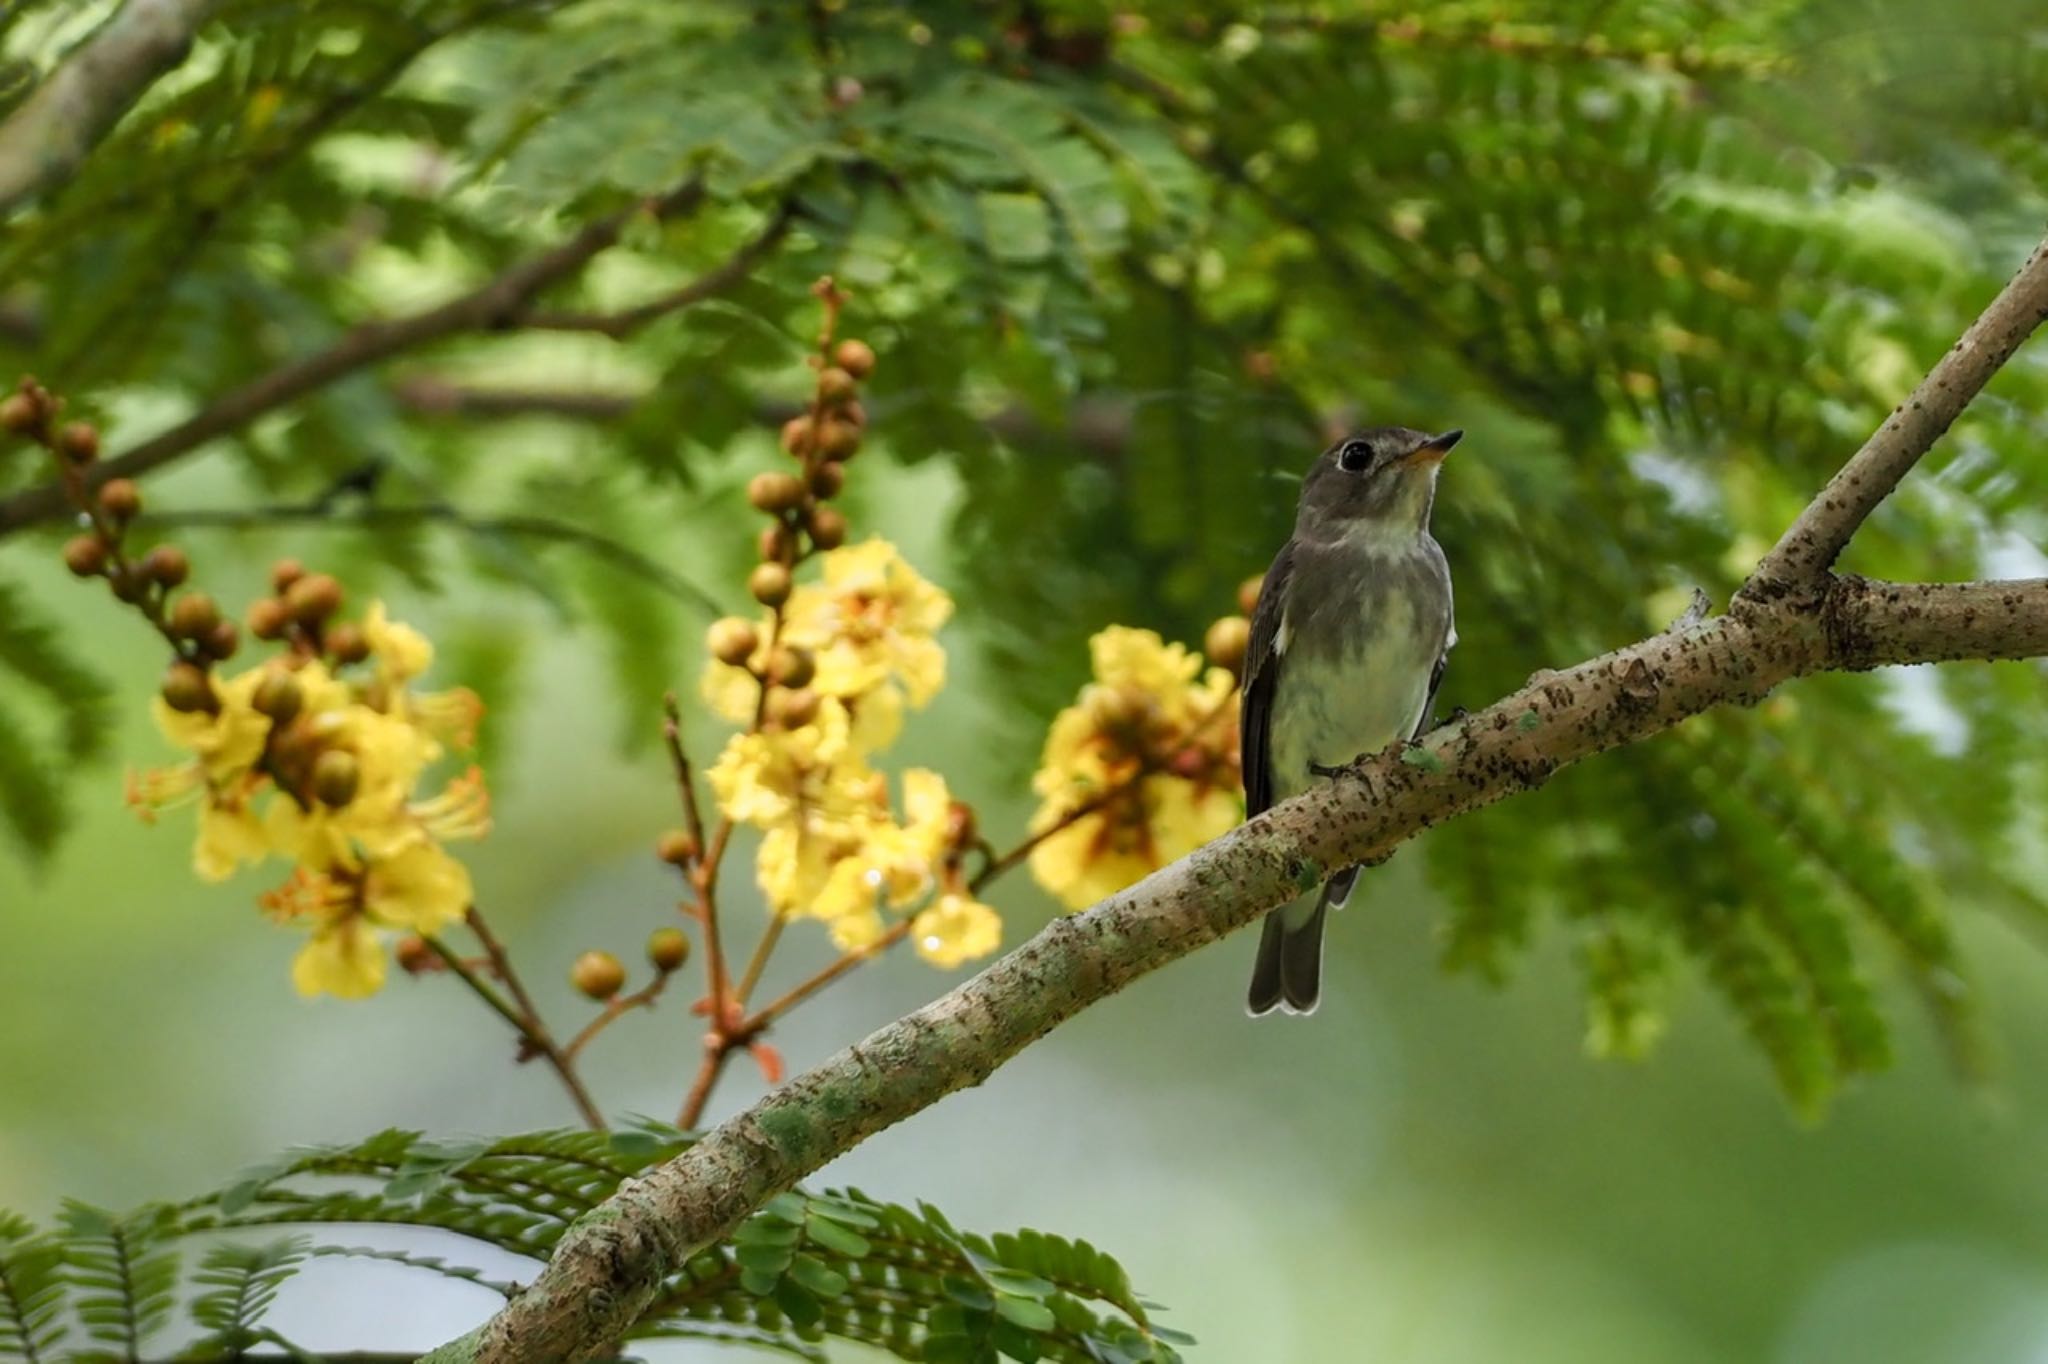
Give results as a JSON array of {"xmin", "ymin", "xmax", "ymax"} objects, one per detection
[{"xmin": 3, "ymin": 0, "xmax": 2047, "ymax": 1123}]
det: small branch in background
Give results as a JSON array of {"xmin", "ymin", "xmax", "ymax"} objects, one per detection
[
  {"xmin": 563, "ymin": 972, "xmax": 673, "ymax": 1061},
  {"xmin": 524, "ymin": 203, "xmax": 798, "ymax": 339},
  {"xmin": 391, "ymin": 377, "xmax": 641, "ymax": 422},
  {"xmin": 0, "ymin": 0, "xmax": 217, "ymax": 215},
  {"xmin": 139, "ymin": 500, "xmax": 724, "ymax": 617},
  {"xmin": 0, "ymin": 179, "xmax": 712, "ymax": 537},
  {"xmin": 462, "ymin": 907, "xmax": 608, "ymax": 1132}
]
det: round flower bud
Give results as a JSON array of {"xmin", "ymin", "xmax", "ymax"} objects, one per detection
[
  {"xmin": 61, "ymin": 534, "xmax": 107, "ymax": 578},
  {"xmin": 252, "ymin": 669, "xmax": 304, "ymax": 723},
  {"xmin": 285, "ymin": 572, "xmax": 342, "ymax": 623},
  {"xmin": 747, "ymin": 471, "xmax": 806, "ymax": 514},
  {"xmin": 808, "ymin": 462, "xmax": 845, "ymax": 499},
  {"xmin": 946, "ymin": 799, "xmax": 977, "ymax": 849},
  {"xmin": 143, "ymin": 544, "xmax": 189, "ymax": 587},
  {"xmin": 768, "ymin": 645, "xmax": 815, "ymax": 689},
  {"xmin": 97, "ymin": 478, "xmax": 141, "ymax": 521},
  {"xmin": 816, "ymin": 366, "xmax": 858, "ymax": 405},
  {"xmin": 108, "ymin": 562, "xmax": 149, "ymax": 602},
  {"xmin": 1237, "ymin": 574, "xmax": 1264, "ymax": 617},
  {"xmin": 271, "ymin": 558, "xmax": 305, "ymax": 593},
  {"xmin": 766, "ymin": 686, "xmax": 820, "ymax": 728},
  {"xmin": 749, "ymin": 561, "xmax": 792, "ymax": 607},
  {"xmin": 780, "ymin": 415, "xmax": 815, "ymax": 457},
  {"xmin": 834, "ymin": 338, "xmax": 876, "ymax": 379},
  {"xmin": 647, "ymin": 926, "xmax": 691, "ymax": 972},
  {"xmin": 758, "ymin": 523, "xmax": 794, "ymax": 564},
  {"xmin": 817, "ymin": 419, "xmax": 860, "ymax": 462},
  {"xmin": 839, "ymin": 400, "xmax": 867, "ymax": 430},
  {"xmin": 246, "ymin": 597, "xmax": 290, "ymax": 640},
  {"xmin": 160, "ymin": 662, "xmax": 214, "ymax": 713},
  {"xmin": 571, "ymin": 949, "xmax": 626, "ymax": 1001},
  {"xmin": 0, "ymin": 392, "xmax": 41, "ymax": 435},
  {"xmin": 1204, "ymin": 615, "xmax": 1251, "ymax": 673},
  {"xmin": 656, "ymin": 828, "xmax": 700, "ymax": 866},
  {"xmin": 56, "ymin": 422, "xmax": 100, "ymax": 464},
  {"xmin": 395, "ymin": 935, "xmax": 437, "ymax": 974},
  {"xmin": 805, "ymin": 506, "xmax": 847, "ymax": 550},
  {"xmin": 168, "ymin": 591, "xmax": 220, "ymax": 639},
  {"xmin": 313, "ymin": 748, "xmax": 361, "ymax": 807},
  {"xmin": 202, "ymin": 619, "xmax": 240, "ymax": 661},
  {"xmin": 707, "ymin": 617, "xmax": 759, "ymax": 667},
  {"xmin": 326, "ymin": 622, "xmax": 370, "ymax": 665}
]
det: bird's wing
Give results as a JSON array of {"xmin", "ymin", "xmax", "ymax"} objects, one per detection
[
  {"xmin": 1239, "ymin": 539, "xmax": 1295, "ymax": 818},
  {"xmin": 1413, "ymin": 649, "xmax": 1448, "ymax": 741}
]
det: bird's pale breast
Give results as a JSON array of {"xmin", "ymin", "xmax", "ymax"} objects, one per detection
[{"xmin": 1268, "ymin": 540, "xmax": 1450, "ymax": 804}]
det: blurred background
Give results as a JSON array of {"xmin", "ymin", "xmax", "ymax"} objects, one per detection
[{"xmin": 6, "ymin": 1, "xmax": 2048, "ymax": 1360}]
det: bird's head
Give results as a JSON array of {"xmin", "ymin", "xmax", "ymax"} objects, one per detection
[{"xmin": 1297, "ymin": 426, "xmax": 1461, "ymax": 539}]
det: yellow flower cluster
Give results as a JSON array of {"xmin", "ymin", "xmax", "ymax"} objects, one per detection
[
  {"xmin": 129, "ymin": 603, "xmax": 488, "ymax": 999},
  {"xmin": 1027, "ymin": 626, "xmax": 1241, "ymax": 909},
  {"xmin": 702, "ymin": 540, "xmax": 1000, "ymax": 968}
]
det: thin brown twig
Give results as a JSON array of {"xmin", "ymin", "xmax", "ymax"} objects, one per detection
[
  {"xmin": 563, "ymin": 972, "xmax": 673, "ymax": 1060},
  {"xmin": 734, "ymin": 913, "xmax": 787, "ymax": 1002},
  {"xmin": 524, "ymin": 204, "xmax": 798, "ymax": 339},
  {"xmin": 463, "ymin": 906, "xmax": 608, "ymax": 1132}
]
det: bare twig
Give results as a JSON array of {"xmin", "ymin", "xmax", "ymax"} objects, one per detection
[
  {"xmin": 463, "ymin": 907, "xmax": 608, "ymax": 1132},
  {"xmin": 524, "ymin": 204, "xmax": 798, "ymax": 339},
  {"xmin": 140, "ymin": 501, "xmax": 724, "ymax": 616},
  {"xmin": 0, "ymin": 180, "xmax": 709, "ymax": 536},
  {"xmin": 0, "ymin": 0, "xmax": 215, "ymax": 214},
  {"xmin": 1741, "ymin": 236, "xmax": 2048, "ymax": 599}
]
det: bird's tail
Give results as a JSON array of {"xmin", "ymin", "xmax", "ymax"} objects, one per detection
[{"xmin": 1246, "ymin": 867, "xmax": 1357, "ymax": 1016}]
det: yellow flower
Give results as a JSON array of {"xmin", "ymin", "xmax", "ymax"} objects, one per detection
[
  {"xmin": 194, "ymin": 797, "xmax": 271, "ymax": 882},
  {"xmin": 361, "ymin": 838, "xmax": 472, "ymax": 936},
  {"xmin": 266, "ymin": 702, "xmax": 441, "ymax": 869},
  {"xmin": 911, "ymin": 892, "xmax": 1002, "ymax": 968},
  {"xmin": 364, "ymin": 601, "xmax": 434, "ymax": 683},
  {"xmin": 1026, "ymin": 626, "xmax": 1241, "ymax": 910},
  {"xmin": 707, "ymin": 700, "xmax": 867, "ymax": 830},
  {"xmin": 757, "ymin": 822, "xmax": 867, "ymax": 920},
  {"xmin": 150, "ymin": 666, "xmax": 271, "ymax": 783},
  {"xmin": 782, "ymin": 538, "xmax": 952, "ymax": 707},
  {"xmin": 292, "ymin": 913, "xmax": 388, "ymax": 1000},
  {"xmin": 829, "ymin": 908, "xmax": 890, "ymax": 954}
]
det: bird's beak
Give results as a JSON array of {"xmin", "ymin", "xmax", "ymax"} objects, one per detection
[{"xmin": 1401, "ymin": 429, "xmax": 1463, "ymax": 468}]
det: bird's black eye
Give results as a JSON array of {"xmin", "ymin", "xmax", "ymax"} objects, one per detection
[{"xmin": 1337, "ymin": 439, "xmax": 1373, "ymax": 473}]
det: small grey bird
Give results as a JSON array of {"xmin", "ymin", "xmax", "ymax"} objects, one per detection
[{"xmin": 1241, "ymin": 427, "xmax": 1460, "ymax": 1016}]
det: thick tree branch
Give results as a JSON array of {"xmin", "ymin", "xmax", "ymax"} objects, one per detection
[
  {"xmin": 1742, "ymin": 236, "xmax": 2048, "ymax": 599},
  {"xmin": 419, "ymin": 230, "xmax": 2048, "ymax": 1364},
  {"xmin": 0, "ymin": 0, "xmax": 215, "ymax": 215},
  {"xmin": 0, "ymin": 181, "xmax": 713, "ymax": 537},
  {"xmin": 426, "ymin": 573, "xmax": 2048, "ymax": 1364}
]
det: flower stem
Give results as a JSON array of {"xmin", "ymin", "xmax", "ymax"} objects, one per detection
[{"xmin": 461, "ymin": 906, "xmax": 608, "ymax": 1131}]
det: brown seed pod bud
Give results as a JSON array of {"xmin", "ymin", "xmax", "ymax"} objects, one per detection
[
  {"xmin": 326, "ymin": 622, "xmax": 370, "ymax": 665},
  {"xmin": 571, "ymin": 949, "xmax": 626, "ymax": 1001},
  {"xmin": 61, "ymin": 535, "xmax": 107, "ymax": 578},
  {"xmin": 838, "ymin": 400, "xmax": 867, "ymax": 430},
  {"xmin": 656, "ymin": 828, "xmax": 700, "ymax": 866},
  {"xmin": 646, "ymin": 927, "xmax": 692, "ymax": 973},
  {"xmin": 108, "ymin": 562, "xmax": 149, "ymax": 602},
  {"xmin": 161, "ymin": 662, "xmax": 215, "ymax": 713},
  {"xmin": 395, "ymin": 935, "xmax": 437, "ymax": 974},
  {"xmin": 271, "ymin": 558, "xmax": 305, "ymax": 593},
  {"xmin": 246, "ymin": 597, "xmax": 290, "ymax": 640},
  {"xmin": 56, "ymin": 422, "xmax": 99, "ymax": 464},
  {"xmin": 143, "ymin": 544, "xmax": 189, "ymax": 587},
  {"xmin": 1236, "ymin": 574, "xmax": 1264, "ymax": 617},
  {"xmin": 1204, "ymin": 615, "xmax": 1251, "ymax": 674},
  {"xmin": 757, "ymin": 522, "xmax": 795, "ymax": 564},
  {"xmin": 0, "ymin": 392, "xmax": 41, "ymax": 436},
  {"xmin": 748, "ymin": 471, "xmax": 807, "ymax": 514},
  {"xmin": 946, "ymin": 799, "xmax": 977, "ymax": 849},
  {"xmin": 816, "ymin": 366, "xmax": 858, "ymax": 405},
  {"xmin": 766, "ymin": 686, "xmax": 820, "ymax": 729},
  {"xmin": 285, "ymin": 572, "xmax": 342, "ymax": 623},
  {"xmin": 805, "ymin": 506, "xmax": 847, "ymax": 550},
  {"xmin": 817, "ymin": 419, "xmax": 861, "ymax": 462},
  {"xmin": 97, "ymin": 478, "xmax": 141, "ymax": 521},
  {"xmin": 780, "ymin": 415, "xmax": 815, "ymax": 457},
  {"xmin": 313, "ymin": 748, "xmax": 361, "ymax": 807},
  {"xmin": 202, "ymin": 618, "xmax": 240, "ymax": 661},
  {"xmin": 707, "ymin": 617, "xmax": 760, "ymax": 667},
  {"xmin": 168, "ymin": 591, "xmax": 220, "ymax": 639},
  {"xmin": 749, "ymin": 561, "xmax": 792, "ymax": 607},
  {"xmin": 808, "ymin": 462, "xmax": 845, "ymax": 499},
  {"xmin": 834, "ymin": 338, "xmax": 876, "ymax": 379},
  {"xmin": 768, "ymin": 646, "xmax": 815, "ymax": 689},
  {"xmin": 252, "ymin": 669, "xmax": 304, "ymax": 724}
]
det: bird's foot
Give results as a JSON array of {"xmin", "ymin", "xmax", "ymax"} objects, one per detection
[{"xmin": 1311, "ymin": 759, "xmax": 1375, "ymax": 801}]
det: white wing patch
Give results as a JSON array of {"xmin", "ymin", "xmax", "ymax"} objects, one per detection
[{"xmin": 1274, "ymin": 611, "xmax": 1290, "ymax": 655}]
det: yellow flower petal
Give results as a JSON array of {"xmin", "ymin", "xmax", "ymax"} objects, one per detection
[
  {"xmin": 291, "ymin": 915, "xmax": 388, "ymax": 999},
  {"xmin": 829, "ymin": 907, "xmax": 889, "ymax": 954},
  {"xmin": 364, "ymin": 601, "xmax": 434, "ymax": 683},
  {"xmin": 194, "ymin": 799, "xmax": 271, "ymax": 882},
  {"xmin": 361, "ymin": 839, "xmax": 471, "ymax": 935},
  {"xmin": 911, "ymin": 893, "xmax": 1002, "ymax": 968}
]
